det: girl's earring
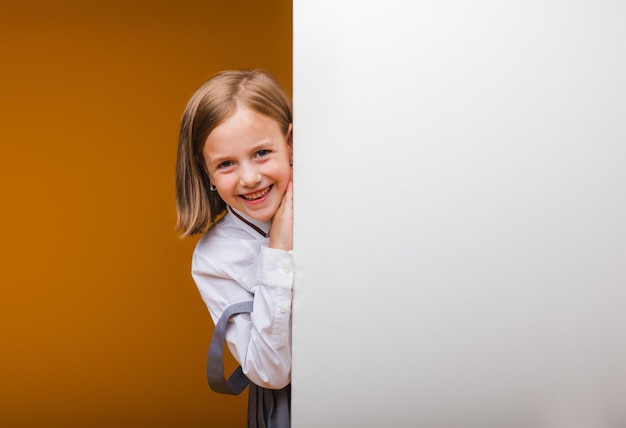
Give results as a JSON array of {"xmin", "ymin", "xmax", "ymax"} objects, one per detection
[
  {"xmin": 209, "ymin": 183, "xmax": 217, "ymax": 191},
  {"xmin": 289, "ymin": 159, "xmax": 293, "ymax": 167}
]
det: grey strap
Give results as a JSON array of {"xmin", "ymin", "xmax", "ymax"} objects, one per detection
[{"xmin": 207, "ymin": 301, "xmax": 254, "ymax": 395}]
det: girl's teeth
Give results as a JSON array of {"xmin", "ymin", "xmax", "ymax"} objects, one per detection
[{"xmin": 243, "ymin": 186, "xmax": 270, "ymax": 200}]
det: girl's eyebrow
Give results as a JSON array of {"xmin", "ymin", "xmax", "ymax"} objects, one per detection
[
  {"xmin": 205, "ymin": 151, "xmax": 228, "ymax": 164},
  {"xmin": 208, "ymin": 156, "xmax": 229, "ymax": 166},
  {"xmin": 249, "ymin": 140, "xmax": 275, "ymax": 152}
]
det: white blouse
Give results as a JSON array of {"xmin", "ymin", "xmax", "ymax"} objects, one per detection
[{"xmin": 192, "ymin": 206, "xmax": 293, "ymax": 389}]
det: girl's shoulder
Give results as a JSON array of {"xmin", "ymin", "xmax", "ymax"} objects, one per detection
[
  {"xmin": 194, "ymin": 212, "xmax": 265, "ymax": 261},
  {"xmin": 192, "ymin": 214, "xmax": 266, "ymax": 284}
]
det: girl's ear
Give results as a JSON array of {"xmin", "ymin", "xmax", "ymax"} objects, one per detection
[
  {"xmin": 198, "ymin": 153, "xmax": 214, "ymax": 183},
  {"xmin": 287, "ymin": 123, "xmax": 293, "ymax": 147},
  {"xmin": 287, "ymin": 123, "xmax": 293, "ymax": 159}
]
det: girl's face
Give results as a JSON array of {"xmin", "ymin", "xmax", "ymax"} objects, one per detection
[{"xmin": 202, "ymin": 107, "xmax": 292, "ymax": 222}]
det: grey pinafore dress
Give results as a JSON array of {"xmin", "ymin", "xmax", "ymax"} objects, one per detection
[{"xmin": 207, "ymin": 301, "xmax": 291, "ymax": 428}]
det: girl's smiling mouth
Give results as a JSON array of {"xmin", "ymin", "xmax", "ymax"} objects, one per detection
[{"xmin": 240, "ymin": 185, "xmax": 272, "ymax": 201}]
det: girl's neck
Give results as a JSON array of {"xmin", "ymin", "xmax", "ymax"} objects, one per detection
[{"xmin": 227, "ymin": 206, "xmax": 271, "ymax": 238}]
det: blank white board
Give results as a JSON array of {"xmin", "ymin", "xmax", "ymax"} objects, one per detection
[{"xmin": 292, "ymin": 1, "xmax": 626, "ymax": 426}]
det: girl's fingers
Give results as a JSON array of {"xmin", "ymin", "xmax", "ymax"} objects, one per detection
[
  {"xmin": 284, "ymin": 181, "xmax": 293, "ymax": 208},
  {"xmin": 269, "ymin": 181, "xmax": 293, "ymax": 251},
  {"xmin": 277, "ymin": 181, "xmax": 293, "ymax": 213}
]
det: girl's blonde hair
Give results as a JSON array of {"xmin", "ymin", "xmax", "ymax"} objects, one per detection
[{"xmin": 176, "ymin": 69, "xmax": 292, "ymax": 236}]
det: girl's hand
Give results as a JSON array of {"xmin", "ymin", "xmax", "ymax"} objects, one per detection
[{"xmin": 269, "ymin": 180, "xmax": 293, "ymax": 251}]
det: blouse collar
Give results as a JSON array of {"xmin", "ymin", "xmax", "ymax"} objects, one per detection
[{"xmin": 227, "ymin": 206, "xmax": 270, "ymax": 238}]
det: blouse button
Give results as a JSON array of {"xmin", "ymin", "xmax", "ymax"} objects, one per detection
[{"xmin": 282, "ymin": 265, "xmax": 291, "ymax": 274}]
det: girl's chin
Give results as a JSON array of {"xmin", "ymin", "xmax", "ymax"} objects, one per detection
[
  {"xmin": 239, "ymin": 204, "xmax": 278, "ymax": 222},
  {"xmin": 233, "ymin": 185, "xmax": 286, "ymax": 221}
]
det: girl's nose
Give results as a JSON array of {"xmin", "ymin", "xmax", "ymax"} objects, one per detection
[{"xmin": 239, "ymin": 164, "xmax": 262, "ymax": 187}]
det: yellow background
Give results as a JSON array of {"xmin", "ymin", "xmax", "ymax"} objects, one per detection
[{"xmin": 0, "ymin": 1, "xmax": 291, "ymax": 426}]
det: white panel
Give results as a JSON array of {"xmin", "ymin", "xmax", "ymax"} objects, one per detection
[{"xmin": 293, "ymin": 1, "xmax": 626, "ymax": 426}]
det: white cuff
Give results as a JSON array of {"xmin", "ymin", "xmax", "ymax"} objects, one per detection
[{"xmin": 257, "ymin": 246, "xmax": 294, "ymax": 288}]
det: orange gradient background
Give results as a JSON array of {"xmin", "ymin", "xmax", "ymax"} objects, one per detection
[{"xmin": 0, "ymin": 1, "xmax": 291, "ymax": 426}]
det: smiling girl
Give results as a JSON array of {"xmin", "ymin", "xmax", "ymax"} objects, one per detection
[{"xmin": 176, "ymin": 69, "xmax": 293, "ymax": 427}]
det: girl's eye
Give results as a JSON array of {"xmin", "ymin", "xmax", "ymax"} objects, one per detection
[
  {"xmin": 217, "ymin": 161, "xmax": 233, "ymax": 169},
  {"xmin": 256, "ymin": 149, "xmax": 270, "ymax": 157}
]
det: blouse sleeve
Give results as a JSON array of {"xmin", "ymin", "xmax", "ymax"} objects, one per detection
[{"xmin": 192, "ymin": 238, "xmax": 293, "ymax": 389}]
